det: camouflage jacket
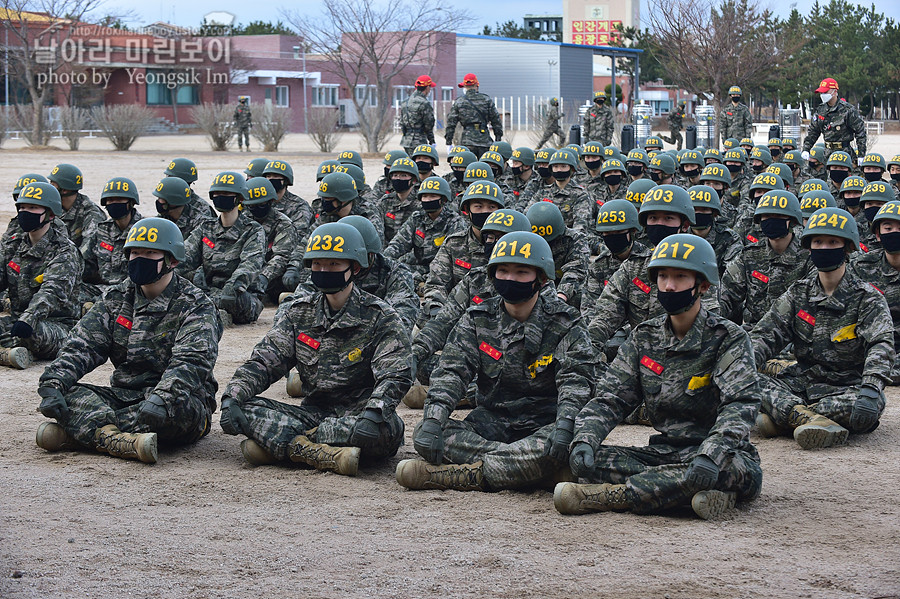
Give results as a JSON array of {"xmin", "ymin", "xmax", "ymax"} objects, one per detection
[
  {"xmin": 305, "ymin": 201, "xmax": 386, "ymax": 247},
  {"xmin": 169, "ymin": 199, "xmax": 215, "ymax": 242},
  {"xmin": 667, "ymin": 108, "xmax": 685, "ymax": 131},
  {"xmin": 383, "ymin": 207, "xmax": 466, "ymax": 283},
  {"xmin": 233, "ymin": 103, "xmax": 251, "ymax": 127},
  {"xmin": 61, "ymin": 192, "xmax": 105, "ymax": 258},
  {"xmin": 423, "ymin": 284, "xmax": 597, "ymax": 427},
  {"xmin": 84, "ymin": 209, "xmax": 143, "ymax": 287},
  {"xmin": 380, "ymin": 190, "xmax": 420, "ymax": 244},
  {"xmin": 582, "ymin": 103, "xmax": 614, "ymax": 145},
  {"xmin": 444, "ymin": 89, "xmax": 503, "ymax": 147},
  {"xmin": 582, "ymin": 241, "xmax": 650, "ymax": 323},
  {"xmin": 520, "ymin": 176, "xmax": 553, "ymax": 208},
  {"xmin": 803, "ymin": 99, "xmax": 867, "ymax": 155},
  {"xmin": 252, "ymin": 207, "xmax": 297, "ymax": 284},
  {"xmin": 0, "ymin": 224, "xmax": 82, "ymax": 328},
  {"xmin": 189, "ymin": 190, "xmax": 217, "ymax": 218},
  {"xmin": 693, "ymin": 223, "xmax": 743, "ymax": 276},
  {"xmin": 751, "ymin": 268, "xmax": 894, "ymax": 390},
  {"xmin": 39, "ymin": 275, "xmax": 221, "ymax": 413},
  {"xmin": 850, "ymin": 249, "xmax": 900, "ymax": 345},
  {"xmin": 180, "ymin": 213, "xmax": 266, "ymax": 292},
  {"xmin": 276, "ymin": 190, "xmax": 316, "ymax": 243},
  {"xmin": 544, "ymin": 104, "xmax": 562, "ymax": 132},
  {"xmin": 422, "ymin": 227, "xmax": 487, "ymax": 310},
  {"xmin": 400, "ymin": 90, "xmax": 436, "ymax": 148},
  {"xmin": 719, "ymin": 233, "xmax": 813, "ymax": 328},
  {"xmin": 574, "ymin": 308, "xmax": 760, "ymax": 468},
  {"xmin": 549, "ymin": 230, "xmax": 589, "ymax": 302},
  {"xmin": 504, "ymin": 173, "xmax": 536, "ymax": 212},
  {"xmin": 226, "ymin": 286, "xmax": 412, "ymax": 417},
  {"xmin": 719, "ymin": 102, "xmax": 752, "ymax": 142},
  {"xmin": 533, "ymin": 182, "xmax": 594, "ymax": 235}
]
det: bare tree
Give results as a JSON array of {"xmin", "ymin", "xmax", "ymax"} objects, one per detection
[
  {"xmin": 0, "ymin": 106, "xmax": 9, "ymax": 147},
  {"xmin": 251, "ymin": 104, "xmax": 291, "ymax": 152},
  {"xmin": 91, "ymin": 104, "xmax": 154, "ymax": 150},
  {"xmin": 283, "ymin": 0, "xmax": 470, "ymax": 152},
  {"xmin": 58, "ymin": 105, "xmax": 89, "ymax": 150},
  {"xmin": 191, "ymin": 103, "xmax": 235, "ymax": 151},
  {"xmin": 307, "ymin": 107, "xmax": 341, "ymax": 152},
  {"xmin": 11, "ymin": 103, "xmax": 50, "ymax": 144}
]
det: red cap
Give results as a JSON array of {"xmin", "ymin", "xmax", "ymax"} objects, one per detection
[
  {"xmin": 815, "ymin": 77, "xmax": 839, "ymax": 93},
  {"xmin": 415, "ymin": 75, "xmax": 436, "ymax": 88},
  {"xmin": 458, "ymin": 73, "xmax": 479, "ymax": 88}
]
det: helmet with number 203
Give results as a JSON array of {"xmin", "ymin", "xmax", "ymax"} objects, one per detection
[
  {"xmin": 647, "ymin": 233, "xmax": 719, "ymax": 285},
  {"xmin": 303, "ymin": 222, "xmax": 369, "ymax": 268},
  {"xmin": 487, "ymin": 231, "xmax": 555, "ymax": 281},
  {"xmin": 638, "ymin": 184, "xmax": 695, "ymax": 226},
  {"xmin": 801, "ymin": 207, "xmax": 859, "ymax": 251},
  {"xmin": 124, "ymin": 216, "xmax": 185, "ymax": 261}
]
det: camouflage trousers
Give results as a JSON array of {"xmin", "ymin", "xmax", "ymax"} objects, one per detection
[
  {"xmin": 580, "ymin": 442, "xmax": 762, "ymax": 514},
  {"xmin": 240, "ymin": 396, "xmax": 405, "ymax": 461},
  {"xmin": 0, "ymin": 314, "xmax": 71, "ymax": 360},
  {"xmin": 661, "ymin": 128, "xmax": 683, "ymax": 150},
  {"xmin": 758, "ymin": 372, "xmax": 884, "ymax": 434},
  {"xmin": 237, "ymin": 126, "xmax": 250, "ymax": 148},
  {"xmin": 428, "ymin": 405, "xmax": 564, "ymax": 490},
  {"xmin": 55, "ymin": 383, "xmax": 211, "ymax": 447},
  {"xmin": 536, "ymin": 127, "xmax": 564, "ymax": 150},
  {"xmin": 209, "ymin": 287, "xmax": 264, "ymax": 324}
]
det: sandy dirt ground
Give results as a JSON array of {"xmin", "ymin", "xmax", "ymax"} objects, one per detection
[{"xmin": 1, "ymin": 134, "xmax": 900, "ymax": 598}]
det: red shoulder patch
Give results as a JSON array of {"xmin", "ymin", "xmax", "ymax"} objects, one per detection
[
  {"xmin": 746, "ymin": 234, "xmax": 758, "ymax": 243},
  {"xmin": 640, "ymin": 355, "xmax": 664, "ymax": 375},
  {"xmin": 100, "ymin": 242, "xmax": 114, "ymax": 252},
  {"xmin": 202, "ymin": 236, "xmax": 215, "ymax": 249},
  {"xmin": 472, "ymin": 295, "xmax": 483, "ymax": 304},
  {"xmin": 751, "ymin": 270, "xmax": 769, "ymax": 283},
  {"xmin": 115, "ymin": 315, "xmax": 133, "ymax": 330},
  {"xmin": 7, "ymin": 261, "xmax": 19, "ymax": 273},
  {"xmin": 415, "ymin": 229, "xmax": 425, "ymax": 239},
  {"xmin": 479, "ymin": 341, "xmax": 502, "ymax": 360},
  {"xmin": 454, "ymin": 258, "xmax": 472, "ymax": 270},
  {"xmin": 632, "ymin": 277, "xmax": 651, "ymax": 294},
  {"xmin": 297, "ymin": 333, "xmax": 321, "ymax": 349},
  {"xmin": 796, "ymin": 310, "xmax": 815, "ymax": 326},
  {"xmin": 385, "ymin": 212, "xmax": 396, "ymax": 220}
]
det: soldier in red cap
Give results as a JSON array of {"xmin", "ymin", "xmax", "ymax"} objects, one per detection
[
  {"xmin": 444, "ymin": 73, "xmax": 503, "ymax": 159},
  {"xmin": 400, "ymin": 75, "xmax": 437, "ymax": 155},
  {"xmin": 802, "ymin": 77, "xmax": 867, "ymax": 166}
]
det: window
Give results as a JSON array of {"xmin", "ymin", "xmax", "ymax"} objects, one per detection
[
  {"xmin": 441, "ymin": 87, "xmax": 453, "ymax": 102},
  {"xmin": 393, "ymin": 85, "xmax": 413, "ymax": 104},
  {"xmin": 355, "ymin": 84, "xmax": 377, "ymax": 107},
  {"xmin": 145, "ymin": 69, "xmax": 200, "ymax": 105},
  {"xmin": 312, "ymin": 85, "xmax": 339, "ymax": 106},
  {"xmin": 275, "ymin": 85, "xmax": 289, "ymax": 107}
]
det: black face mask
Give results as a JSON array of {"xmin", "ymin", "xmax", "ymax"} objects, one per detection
[
  {"xmin": 17, "ymin": 209, "xmax": 45, "ymax": 232},
  {"xmin": 511, "ymin": 165, "xmax": 523, "ymax": 176},
  {"xmin": 452, "ymin": 169, "xmax": 465, "ymax": 182},
  {"xmin": 864, "ymin": 205, "xmax": 881, "ymax": 222},
  {"xmin": 156, "ymin": 200, "xmax": 170, "ymax": 215},
  {"xmin": 128, "ymin": 256, "xmax": 165, "ymax": 286},
  {"xmin": 731, "ymin": 96, "xmax": 741, "ymax": 104},
  {"xmin": 680, "ymin": 166, "xmax": 699, "ymax": 178},
  {"xmin": 604, "ymin": 174, "xmax": 623, "ymax": 186},
  {"xmin": 760, "ymin": 217, "xmax": 790, "ymax": 239},
  {"xmin": 421, "ymin": 199, "xmax": 442, "ymax": 213},
  {"xmin": 770, "ymin": 149, "xmax": 781, "ymax": 159},
  {"xmin": 106, "ymin": 203, "xmax": 131, "ymax": 221},
  {"xmin": 864, "ymin": 171, "xmax": 883, "ymax": 182},
  {"xmin": 551, "ymin": 170, "xmax": 570, "ymax": 181},
  {"xmin": 657, "ymin": 285, "xmax": 699, "ymax": 315},
  {"xmin": 752, "ymin": 192, "xmax": 765, "ymax": 205},
  {"xmin": 470, "ymin": 211, "xmax": 490, "ymax": 229},
  {"xmin": 810, "ymin": 247, "xmax": 846, "ymax": 271},
  {"xmin": 491, "ymin": 167, "xmax": 503, "ymax": 179},
  {"xmin": 603, "ymin": 231, "xmax": 631, "ymax": 255},
  {"xmin": 267, "ymin": 178, "xmax": 285, "ymax": 192},
  {"xmin": 627, "ymin": 165, "xmax": 644, "ymax": 176},
  {"xmin": 646, "ymin": 223, "xmax": 681, "ymax": 246},
  {"xmin": 726, "ymin": 163, "xmax": 743, "ymax": 173},
  {"xmin": 891, "ymin": 173, "xmax": 900, "ymax": 182},
  {"xmin": 483, "ymin": 240, "xmax": 496, "ymax": 258},
  {"xmin": 212, "ymin": 195, "xmax": 239, "ymax": 212},
  {"xmin": 649, "ymin": 171, "xmax": 661, "ymax": 182},
  {"xmin": 537, "ymin": 166, "xmax": 551, "ymax": 179},
  {"xmin": 880, "ymin": 231, "xmax": 900, "ymax": 253},
  {"xmin": 247, "ymin": 203, "xmax": 272, "ymax": 219},
  {"xmin": 713, "ymin": 186, "xmax": 727, "ymax": 199},
  {"xmin": 829, "ymin": 170, "xmax": 850, "ymax": 185},
  {"xmin": 383, "ymin": 166, "xmax": 391, "ymax": 179},
  {"xmin": 415, "ymin": 160, "xmax": 433, "ymax": 173},
  {"xmin": 843, "ymin": 195, "xmax": 861, "ymax": 208},
  {"xmin": 693, "ymin": 212, "xmax": 715, "ymax": 229},
  {"xmin": 809, "ymin": 161, "xmax": 822, "ymax": 171},
  {"xmin": 585, "ymin": 159, "xmax": 603, "ymax": 171},
  {"xmin": 311, "ymin": 267, "xmax": 352, "ymax": 293},
  {"xmin": 391, "ymin": 178, "xmax": 412, "ymax": 193},
  {"xmin": 321, "ymin": 198, "xmax": 342, "ymax": 214},
  {"xmin": 493, "ymin": 277, "xmax": 539, "ymax": 304},
  {"xmin": 751, "ymin": 164, "xmax": 765, "ymax": 174}
]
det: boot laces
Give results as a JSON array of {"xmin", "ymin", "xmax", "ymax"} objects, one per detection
[
  {"xmin": 293, "ymin": 443, "xmax": 336, "ymax": 467},
  {"xmin": 101, "ymin": 430, "xmax": 136, "ymax": 456},
  {"xmin": 435, "ymin": 464, "xmax": 480, "ymax": 489},
  {"xmin": 584, "ymin": 485, "xmax": 628, "ymax": 507}
]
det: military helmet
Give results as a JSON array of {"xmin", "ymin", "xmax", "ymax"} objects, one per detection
[
  {"xmin": 688, "ymin": 184, "xmax": 722, "ymax": 215},
  {"xmin": 549, "ymin": 97, "xmax": 558, "ymax": 106},
  {"xmin": 263, "ymin": 160, "xmax": 294, "ymax": 185},
  {"xmin": 549, "ymin": 149, "xmax": 578, "ymax": 170},
  {"xmin": 648, "ymin": 233, "xmax": 719, "ymax": 285},
  {"xmin": 723, "ymin": 138, "xmax": 740, "ymax": 150},
  {"xmin": 679, "ymin": 150, "xmax": 704, "ymax": 167},
  {"xmin": 766, "ymin": 163, "xmax": 794, "ymax": 187},
  {"xmin": 460, "ymin": 180, "xmax": 505, "ymax": 209},
  {"xmin": 739, "ymin": 137, "xmax": 754, "ymax": 148},
  {"xmin": 480, "ymin": 151, "xmax": 506, "ymax": 170},
  {"xmin": 703, "ymin": 148, "xmax": 723, "ymax": 163},
  {"xmin": 861, "ymin": 152, "xmax": 886, "ymax": 171},
  {"xmin": 450, "ymin": 150, "xmax": 479, "ymax": 170},
  {"xmin": 754, "ymin": 190, "xmax": 802, "ymax": 225},
  {"xmin": 749, "ymin": 172, "xmax": 785, "ymax": 194},
  {"xmin": 447, "ymin": 145, "xmax": 467, "ymax": 159},
  {"xmin": 48, "ymin": 163, "xmax": 83, "ymax": 191},
  {"xmin": 699, "ymin": 163, "xmax": 732, "ymax": 186},
  {"xmin": 13, "ymin": 173, "xmax": 48, "ymax": 197},
  {"xmin": 649, "ymin": 153, "xmax": 676, "ymax": 175},
  {"xmin": 334, "ymin": 164, "xmax": 366, "ymax": 192},
  {"xmin": 412, "ymin": 144, "xmax": 439, "ymax": 163},
  {"xmin": 594, "ymin": 90, "xmax": 607, "ymax": 100},
  {"xmin": 872, "ymin": 201, "xmax": 900, "ymax": 233},
  {"xmin": 728, "ymin": 85, "xmax": 742, "ymax": 96},
  {"xmin": 826, "ymin": 151, "xmax": 852, "ymax": 169},
  {"xmin": 800, "ymin": 190, "xmax": 836, "ymax": 219},
  {"xmin": 626, "ymin": 149, "xmax": 649, "ymax": 166},
  {"xmin": 887, "ymin": 154, "xmax": 900, "ymax": 169},
  {"xmin": 383, "ymin": 149, "xmax": 409, "ymax": 167},
  {"xmin": 463, "ymin": 161, "xmax": 494, "ymax": 183},
  {"xmin": 861, "ymin": 180, "xmax": 894, "ymax": 205},
  {"xmin": 511, "ymin": 147, "xmax": 535, "ymax": 166},
  {"xmin": 839, "ymin": 175, "xmax": 866, "ymax": 195},
  {"xmin": 596, "ymin": 199, "xmax": 641, "ymax": 232},
  {"xmin": 801, "ymin": 207, "xmax": 859, "ymax": 251},
  {"xmin": 210, "ymin": 171, "xmax": 249, "ymax": 200},
  {"xmin": 723, "ymin": 149, "xmax": 747, "ymax": 165},
  {"xmin": 525, "ymin": 202, "xmax": 565, "ymax": 241},
  {"xmin": 781, "ymin": 137, "xmax": 798, "ymax": 149},
  {"xmin": 339, "ymin": 215, "xmax": 382, "ymax": 253},
  {"xmin": 482, "ymin": 208, "xmax": 532, "ymax": 236},
  {"xmin": 535, "ymin": 148, "xmax": 553, "ymax": 163},
  {"xmin": 16, "ymin": 182, "xmax": 62, "ymax": 216},
  {"xmin": 487, "ymin": 231, "xmax": 555, "ymax": 281},
  {"xmin": 782, "ymin": 150, "xmax": 806, "ymax": 169},
  {"xmin": 601, "ymin": 158, "xmax": 626, "ymax": 175},
  {"xmin": 603, "ymin": 146, "xmax": 622, "ymax": 160},
  {"xmin": 638, "ymin": 184, "xmax": 695, "ymax": 226},
  {"xmin": 809, "ymin": 146, "xmax": 828, "ymax": 164},
  {"xmin": 582, "ymin": 141, "xmax": 604, "ymax": 158},
  {"xmin": 317, "ymin": 172, "xmax": 359, "ymax": 204},
  {"xmin": 100, "ymin": 177, "xmax": 139, "ymax": 205},
  {"xmin": 317, "ymin": 160, "xmax": 341, "ymax": 181},
  {"xmin": 123, "ymin": 216, "xmax": 185, "ymax": 261},
  {"xmin": 644, "ymin": 136, "xmax": 663, "ymax": 150},
  {"xmin": 750, "ymin": 147, "xmax": 773, "ymax": 166},
  {"xmin": 767, "ymin": 138, "xmax": 782, "ymax": 149},
  {"xmin": 243, "ymin": 177, "xmax": 277, "ymax": 206},
  {"xmin": 799, "ymin": 178, "xmax": 828, "ymax": 195},
  {"xmin": 625, "ymin": 179, "xmax": 656, "ymax": 207},
  {"xmin": 489, "ymin": 140, "xmax": 513, "ymax": 162},
  {"xmin": 164, "ymin": 158, "xmax": 198, "ymax": 184},
  {"xmin": 153, "ymin": 177, "xmax": 192, "ymax": 207},
  {"xmin": 563, "ymin": 144, "xmax": 582, "ymax": 159},
  {"xmin": 244, "ymin": 157, "xmax": 270, "ymax": 178},
  {"xmin": 389, "ymin": 157, "xmax": 420, "ymax": 179},
  {"xmin": 418, "ymin": 176, "xmax": 452, "ymax": 202},
  {"xmin": 336, "ymin": 149, "xmax": 363, "ymax": 169},
  {"xmin": 303, "ymin": 222, "xmax": 369, "ymax": 268}
]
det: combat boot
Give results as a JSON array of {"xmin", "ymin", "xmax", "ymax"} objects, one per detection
[
  {"xmin": 94, "ymin": 424, "xmax": 158, "ymax": 464},
  {"xmin": 755, "ymin": 413, "xmax": 787, "ymax": 438},
  {"xmin": 35, "ymin": 422, "xmax": 78, "ymax": 452},
  {"xmin": 395, "ymin": 459, "xmax": 484, "ymax": 491},
  {"xmin": 691, "ymin": 490, "xmax": 736, "ymax": 520},
  {"xmin": 0, "ymin": 346, "xmax": 32, "ymax": 370},
  {"xmin": 553, "ymin": 482, "xmax": 630, "ymax": 515},
  {"xmin": 401, "ymin": 382, "xmax": 426, "ymax": 409},
  {"xmin": 285, "ymin": 372, "xmax": 302, "ymax": 397},
  {"xmin": 788, "ymin": 405, "xmax": 848, "ymax": 450},
  {"xmin": 240, "ymin": 439, "xmax": 277, "ymax": 465},
  {"xmin": 288, "ymin": 435, "xmax": 359, "ymax": 476}
]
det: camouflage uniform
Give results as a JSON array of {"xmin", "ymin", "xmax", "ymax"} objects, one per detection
[
  {"xmin": 38, "ymin": 275, "xmax": 221, "ymax": 446},
  {"xmin": 225, "ymin": 286, "xmax": 412, "ymax": 460},
  {"xmin": 81, "ymin": 210, "xmax": 144, "ymax": 303},
  {"xmin": 180, "ymin": 213, "xmax": 266, "ymax": 323},
  {"xmin": 421, "ymin": 285, "xmax": 598, "ymax": 490},
  {"xmin": 255, "ymin": 207, "xmax": 298, "ymax": 299},
  {"xmin": 582, "ymin": 103, "xmax": 615, "ymax": 146},
  {"xmin": 572, "ymin": 308, "xmax": 762, "ymax": 514},
  {"xmin": 0, "ymin": 225, "xmax": 81, "ymax": 358},
  {"xmin": 549, "ymin": 230, "xmax": 589, "ymax": 307},
  {"xmin": 662, "ymin": 107, "xmax": 685, "ymax": 150},
  {"xmin": 422, "ymin": 228, "xmax": 488, "ymax": 315},
  {"xmin": 850, "ymin": 249, "xmax": 900, "ymax": 380},
  {"xmin": 536, "ymin": 102, "xmax": 564, "ymax": 149},
  {"xmin": 444, "ymin": 89, "xmax": 503, "ymax": 158},
  {"xmin": 304, "ymin": 201, "xmax": 385, "ymax": 247},
  {"xmin": 400, "ymin": 89, "xmax": 436, "ymax": 154},
  {"xmin": 582, "ymin": 240, "xmax": 650, "ymax": 322},
  {"xmin": 528, "ymin": 184, "xmax": 595, "ymax": 243},
  {"xmin": 506, "ymin": 175, "xmax": 535, "ymax": 212},
  {"xmin": 61, "ymin": 193, "xmax": 105, "ymax": 259},
  {"xmin": 383, "ymin": 207, "xmax": 467, "ymax": 287},
  {"xmin": 724, "ymin": 176, "xmax": 751, "ymax": 228},
  {"xmin": 189, "ymin": 190, "xmax": 217, "ymax": 218},
  {"xmin": 693, "ymin": 223, "xmax": 742, "ymax": 277},
  {"xmin": 752, "ymin": 269, "xmax": 894, "ymax": 432},
  {"xmin": 381, "ymin": 190, "xmax": 419, "ymax": 244},
  {"xmin": 519, "ymin": 176, "xmax": 553, "ymax": 208},
  {"xmin": 168, "ymin": 200, "xmax": 215, "ymax": 242},
  {"xmin": 719, "ymin": 102, "xmax": 752, "ymax": 143},
  {"xmin": 276, "ymin": 190, "xmax": 316, "ymax": 243},
  {"xmin": 234, "ymin": 101, "xmax": 252, "ymax": 149},
  {"xmin": 802, "ymin": 100, "xmax": 867, "ymax": 159}
]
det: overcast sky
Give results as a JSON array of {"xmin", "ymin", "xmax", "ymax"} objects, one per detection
[{"xmin": 106, "ymin": 0, "xmax": 900, "ymax": 33}]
